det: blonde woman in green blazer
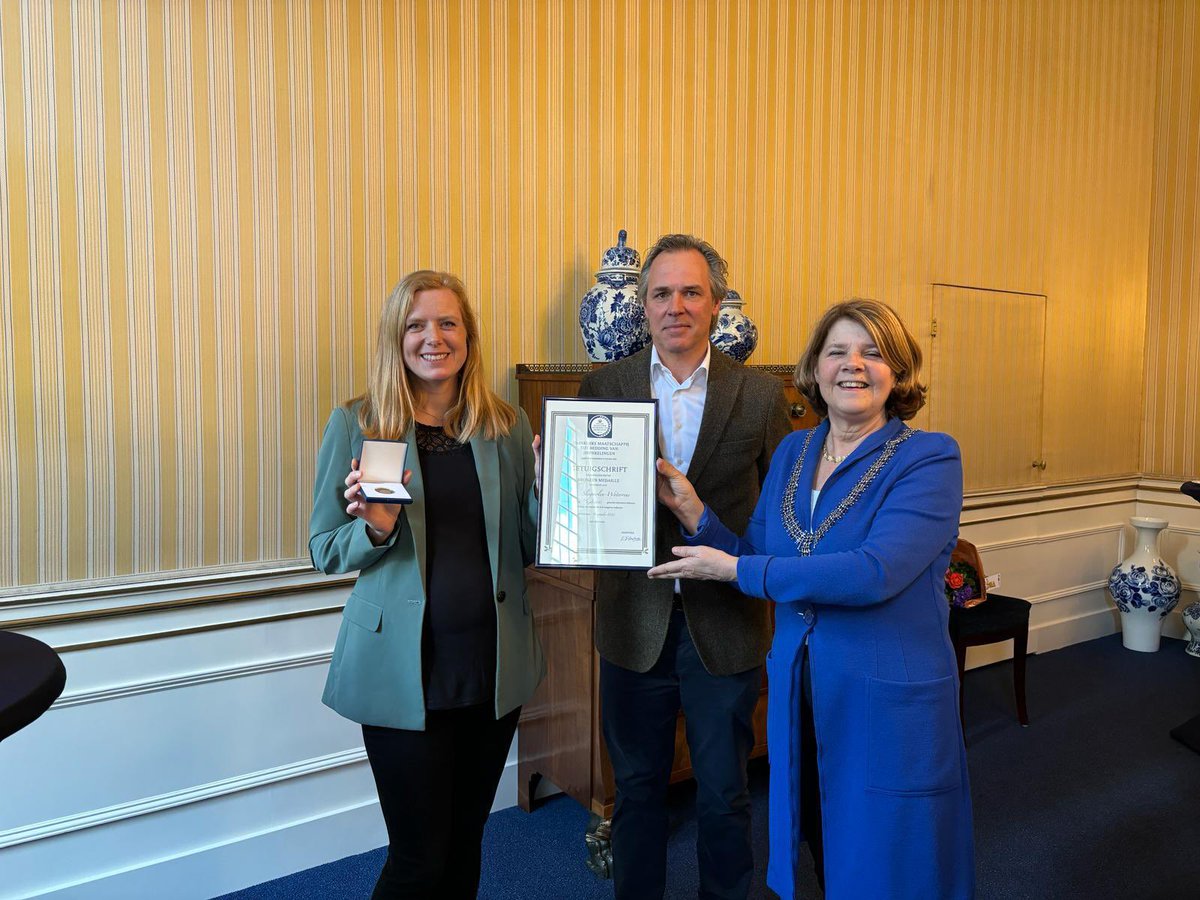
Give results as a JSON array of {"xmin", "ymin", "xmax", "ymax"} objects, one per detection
[{"xmin": 309, "ymin": 270, "xmax": 544, "ymax": 899}]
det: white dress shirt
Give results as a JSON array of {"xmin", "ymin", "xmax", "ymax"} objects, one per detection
[
  {"xmin": 650, "ymin": 344, "xmax": 711, "ymax": 477},
  {"xmin": 651, "ymin": 345, "xmax": 711, "ymax": 598}
]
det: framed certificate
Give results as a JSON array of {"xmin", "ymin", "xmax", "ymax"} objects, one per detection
[{"xmin": 537, "ymin": 397, "xmax": 658, "ymax": 569}]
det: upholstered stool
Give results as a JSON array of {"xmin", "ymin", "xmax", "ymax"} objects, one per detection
[{"xmin": 0, "ymin": 631, "xmax": 67, "ymax": 742}]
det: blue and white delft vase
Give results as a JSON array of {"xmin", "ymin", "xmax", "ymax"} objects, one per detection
[
  {"xmin": 1182, "ymin": 602, "xmax": 1200, "ymax": 658},
  {"xmin": 578, "ymin": 229, "xmax": 650, "ymax": 363},
  {"xmin": 1107, "ymin": 517, "xmax": 1180, "ymax": 652},
  {"xmin": 710, "ymin": 289, "xmax": 759, "ymax": 363}
]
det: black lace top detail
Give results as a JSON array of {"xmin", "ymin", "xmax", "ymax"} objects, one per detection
[{"xmin": 415, "ymin": 421, "xmax": 463, "ymax": 453}]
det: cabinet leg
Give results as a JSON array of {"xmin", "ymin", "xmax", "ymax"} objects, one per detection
[{"xmin": 518, "ymin": 770, "xmax": 543, "ymax": 813}]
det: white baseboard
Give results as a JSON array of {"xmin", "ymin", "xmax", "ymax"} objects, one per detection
[
  {"xmin": 963, "ymin": 590, "xmax": 1120, "ymax": 670},
  {"xmin": 18, "ymin": 800, "xmax": 386, "ymax": 900},
  {"xmin": 0, "ymin": 749, "xmax": 368, "ymax": 851},
  {"xmin": 1031, "ymin": 604, "xmax": 1122, "ymax": 654},
  {"xmin": 5, "ymin": 474, "xmax": 1188, "ymax": 900},
  {"xmin": 4, "ymin": 756, "xmax": 521, "ymax": 900},
  {"xmin": 493, "ymin": 753, "xmax": 519, "ymax": 814},
  {"xmin": 964, "ymin": 594, "xmax": 1197, "ymax": 667}
]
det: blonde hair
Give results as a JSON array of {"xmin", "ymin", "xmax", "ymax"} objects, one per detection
[
  {"xmin": 354, "ymin": 270, "xmax": 516, "ymax": 441},
  {"xmin": 793, "ymin": 298, "xmax": 927, "ymax": 421}
]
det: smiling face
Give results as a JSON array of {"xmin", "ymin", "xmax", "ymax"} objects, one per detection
[
  {"xmin": 401, "ymin": 288, "xmax": 468, "ymax": 395},
  {"xmin": 644, "ymin": 249, "xmax": 722, "ymax": 368},
  {"xmin": 815, "ymin": 317, "xmax": 896, "ymax": 429}
]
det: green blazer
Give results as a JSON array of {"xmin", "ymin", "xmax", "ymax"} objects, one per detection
[{"xmin": 309, "ymin": 402, "xmax": 545, "ymax": 730}]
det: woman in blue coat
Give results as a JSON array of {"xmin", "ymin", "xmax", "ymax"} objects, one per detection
[
  {"xmin": 649, "ymin": 298, "xmax": 974, "ymax": 899},
  {"xmin": 309, "ymin": 270, "xmax": 544, "ymax": 899}
]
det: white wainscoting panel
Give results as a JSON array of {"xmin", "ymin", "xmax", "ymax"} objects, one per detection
[
  {"xmin": 0, "ymin": 573, "xmax": 524, "ymax": 900},
  {"xmin": 1, "ymin": 477, "xmax": 1195, "ymax": 898},
  {"xmin": 1135, "ymin": 483, "xmax": 1200, "ymax": 639},
  {"xmin": 960, "ymin": 484, "xmax": 1135, "ymax": 664}
]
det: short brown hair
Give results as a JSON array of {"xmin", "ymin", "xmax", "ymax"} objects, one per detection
[
  {"xmin": 637, "ymin": 234, "xmax": 729, "ymax": 305},
  {"xmin": 793, "ymin": 298, "xmax": 927, "ymax": 421}
]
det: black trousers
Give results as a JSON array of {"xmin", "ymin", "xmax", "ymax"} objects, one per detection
[
  {"xmin": 601, "ymin": 608, "xmax": 762, "ymax": 900},
  {"xmin": 362, "ymin": 704, "xmax": 520, "ymax": 900},
  {"xmin": 800, "ymin": 645, "xmax": 825, "ymax": 890}
]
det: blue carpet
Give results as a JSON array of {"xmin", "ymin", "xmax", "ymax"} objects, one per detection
[
  {"xmin": 216, "ymin": 633, "xmax": 1200, "ymax": 899},
  {"xmin": 214, "ymin": 761, "xmax": 791, "ymax": 900},
  {"xmin": 962, "ymin": 633, "xmax": 1200, "ymax": 900}
]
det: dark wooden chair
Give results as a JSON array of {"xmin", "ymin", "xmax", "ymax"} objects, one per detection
[
  {"xmin": 949, "ymin": 593, "xmax": 1032, "ymax": 727},
  {"xmin": 950, "ymin": 595, "xmax": 1036, "ymax": 729}
]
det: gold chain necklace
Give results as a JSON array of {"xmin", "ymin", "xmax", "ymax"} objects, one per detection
[
  {"xmin": 821, "ymin": 440, "xmax": 847, "ymax": 464},
  {"xmin": 416, "ymin": 406, "xmax": 446, "ymax": 425}
]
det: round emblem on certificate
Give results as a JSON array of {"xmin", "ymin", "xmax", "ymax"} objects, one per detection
[
  {"xmin": 375, "ymin": 487, "xmax": 394, "ymax": 495},
  {"xmin": 588, "ymin": 414, "xmax": 613, "ymax": 438}
]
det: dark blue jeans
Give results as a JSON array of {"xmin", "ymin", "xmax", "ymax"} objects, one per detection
[{"xmin": 601, "ymin": 608, "xmax": 762, "ymax": 900}]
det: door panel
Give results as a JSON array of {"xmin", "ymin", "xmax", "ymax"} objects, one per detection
[{"xmin": 929, "ymin": 286, "xmax": 1046, "ymax": 492}]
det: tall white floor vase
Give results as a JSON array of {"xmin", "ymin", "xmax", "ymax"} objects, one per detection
[
  {"xmin": 1183, "ymin": 603, "xmax": 1200, "ymax": 658},
  {"xmin": 1107, "ymin": 517, "xmax": 1180, "ymax": 652}
]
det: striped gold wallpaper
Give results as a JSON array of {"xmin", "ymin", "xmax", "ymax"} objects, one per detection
[
  {"xmin": 0, "ymin": 0, "xmax": 1173, "ymax": 589},
  {"xmin": 1144, "ymin": 0, "xmax": 1200, "ymax": 480}
]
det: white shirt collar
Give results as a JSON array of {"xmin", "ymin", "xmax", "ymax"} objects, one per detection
[{"xmin": 650, "ymin": 343, "xmax": 712, "ymax": 388}]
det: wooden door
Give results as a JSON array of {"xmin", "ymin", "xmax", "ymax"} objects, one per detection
[{"xmin": 929, "ymin": 285, "xmax": 1047, "ymax": 491}]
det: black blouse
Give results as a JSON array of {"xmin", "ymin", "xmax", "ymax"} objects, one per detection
[{"xmin": 416, "ymin": 423, "xmax": 496, "ymax": 710}]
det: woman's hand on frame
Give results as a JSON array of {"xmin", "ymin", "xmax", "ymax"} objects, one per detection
[
  {"xmin": 647, "ymin": 545, "xmax": 738, "ymax": 583},
  {"xmin": 344, "ymin": 458, "xmax": 410, "ymax": 545}
]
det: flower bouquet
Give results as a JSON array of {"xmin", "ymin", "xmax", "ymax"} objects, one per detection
[{"xmin": 945, "ymin": 560, "xmax": 985, "ymax": 609}]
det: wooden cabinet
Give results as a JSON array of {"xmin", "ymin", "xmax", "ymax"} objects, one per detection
[{"xmin": 515, "ymin": 363, "xmax": 816, "ymax": 817}]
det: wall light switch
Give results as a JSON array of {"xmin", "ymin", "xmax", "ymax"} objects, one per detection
[{"xmin": 985, "ymin": 573, "xmax": 1001, "ymax": 591}]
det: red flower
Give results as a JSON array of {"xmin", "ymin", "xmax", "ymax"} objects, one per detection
[{"xmin": 947, "ymin": 572, "xmax": 965, "ymax": 589}]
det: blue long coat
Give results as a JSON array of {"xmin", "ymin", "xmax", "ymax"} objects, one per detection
[{"xmin": 688, "ymin": 417, "xmax": 975, "ymax": 899}]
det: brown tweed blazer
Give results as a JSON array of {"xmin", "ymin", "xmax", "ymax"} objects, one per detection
[{"xmin": 578, "ymin": 347, "xmax": 791, "ymax": 676}]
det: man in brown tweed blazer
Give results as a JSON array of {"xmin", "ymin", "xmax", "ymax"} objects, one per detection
[{"xmin": 579, "ymin": 234, "xmax": 790, "ymax": 900}]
